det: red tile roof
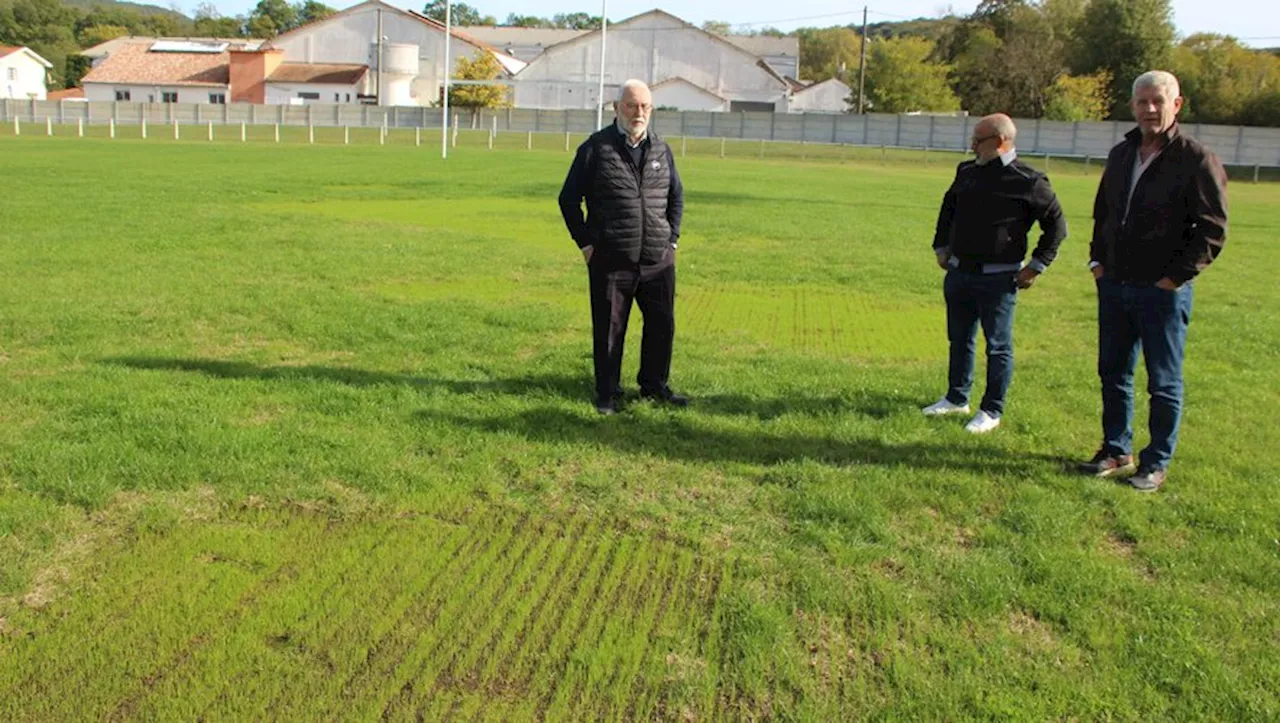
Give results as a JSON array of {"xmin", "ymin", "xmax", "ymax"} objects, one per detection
[
  {"xmin": 0, "ymin": 45, "xmax": 20, "ymax": 59},
  {"xmin": 47, "ymin": 87, "xmax": 86, "ymax": 100},
  {"xmin": 268, "ymin": 62, "xmax": 368, "ymax": 84},
  {"xmin": 81, "ymin": 43, "xmax": 229, "ymax": 87}
]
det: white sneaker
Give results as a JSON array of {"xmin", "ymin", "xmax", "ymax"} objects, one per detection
[
  {"xmin": 922, "ymin": 398, "xmax": 970, "ymax": 416},
  {"xmin": 964, "ymin": 410, "xmax": 1001, "ymax": 434}
]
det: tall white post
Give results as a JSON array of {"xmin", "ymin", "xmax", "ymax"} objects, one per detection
[
  {"xmin": 596, "ymin": 0, "xmax": 608, "ymax": 129},
  {"xmin": 442, "ymin": 0, "xmax": 451, "ymax": 159}
]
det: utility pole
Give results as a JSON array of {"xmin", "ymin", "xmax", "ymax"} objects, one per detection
[{"xmin": 857, "ymin": 5, "xmax": 868, "ymax": 114}]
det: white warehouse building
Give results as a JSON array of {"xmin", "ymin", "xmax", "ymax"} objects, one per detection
[{"xmin": 512, "ymin": 10, "xmax": 791, "ymax": 113}]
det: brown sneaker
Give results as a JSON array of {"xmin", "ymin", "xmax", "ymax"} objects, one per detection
[
  {"xmin": 1078, "ymin": 450, "xmax": 1136, "ymax": 478},
  {"xmin": 1129, "ymin": 467, "xmax": 1168, "ymax": 492}
]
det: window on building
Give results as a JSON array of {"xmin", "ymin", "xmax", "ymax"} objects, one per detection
[
  {"xmin": 115, "ymin": 90, "xmax": 131, "ymax": 101},
  {"xmin": 6, "ymin": 68, "xmax": 15, "ymax": 81},
  {"xmin": 209, "ymin": 93, "xmax": 226, "ymax": 104},
  {"xmin": 297, "ymin": 92, "xmax": 320, "ymax": 100},
  {"xmin": 334, "ymin": 93, "xmax": 340, "ymax": 102},
  {"xmin": 345, "ymin": 94, "xmax": 351, "ymax": 102},
  {"xmin": 162, "ymin": 91, "xmax": 178, "ymax": 103}
]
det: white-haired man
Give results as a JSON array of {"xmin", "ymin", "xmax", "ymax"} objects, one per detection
[
  {"xmin": 558, "ymin": 79, "xmax": 686, "ymax": 415},
  {"xmin": 925, "ymin": 113, "xmax": 1067, "ymax": 433},
  {"xmin": 1080, "ymin": 70, "xmax": 1228, "ymax": 491}
]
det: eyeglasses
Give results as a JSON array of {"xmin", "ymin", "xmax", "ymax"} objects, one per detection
[{"xmin": 971, "ymin": 133, "xmax": 1000, "ymax": 145}]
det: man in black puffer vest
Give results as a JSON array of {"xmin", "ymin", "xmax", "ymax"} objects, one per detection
[
  {"xmin": 925, "ymin": 113, "xmax": 1067, "ymax": 434},
  {"xmin": 559, "ymin": 79, "xmax": 686, "ymax": 415}
]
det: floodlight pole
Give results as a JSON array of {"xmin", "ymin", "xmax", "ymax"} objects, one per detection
[
  {"xmin": 442, "ymin": 0, "xmax": 452, "ymax": 159},
  {"xmin": 596, "ymin": 0, "xmax": 608, "ymax": 129}
]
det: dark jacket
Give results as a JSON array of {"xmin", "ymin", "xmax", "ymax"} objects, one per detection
[
  {"xmin": 933, "ymin": 156, "xmax": 1067, "ymax": 269},
  {"xmin": 1091, "ymin": 123, "xmax": 1228, "ymax": 285},
  {"xmin": 558, "ymin": 125, "xmax": 684, "ymax": 266}
]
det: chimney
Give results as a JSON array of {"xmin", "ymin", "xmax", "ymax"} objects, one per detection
[{"xmin": 229, "ymin": 48, "xmax": 284, "ymax": 104}]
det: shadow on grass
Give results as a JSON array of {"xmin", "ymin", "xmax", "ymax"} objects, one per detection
[
  {"xmin": 102, "ymin": 357, "xmax": 918, "ymax": 421},
  {"xmin": 411, "ymin": 405, "xmax": 1047, "ymax": 475},
  {"xmin": 105, "ymin": 356, "xmax": 1056, "ymax": 473}
]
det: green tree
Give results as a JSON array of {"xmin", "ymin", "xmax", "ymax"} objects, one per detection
[
  {"xmin": 246, "ymin": 13, "xmax": 277, "ymax": 37},
  {"xmin": 295, "ymin": 0, "xmax": 334, "ymax": 26},
  {"xmin": 1238, "ymin": 90, "xmax": 1280, "ymax": 127},
  {"xmin": 1043, "ymin": 70, "xmax": 1112, "ymax": 120},
  {"xmin": 448, "ymin": 50, "xmax": 508, "ymax": 109},
  {"xmin": 422, "ymin": 1, "xmax": 487, "ymax": 25},
  {"xmin": 248, "ymin": 0, "xmax": 297, "ymax": 37},
  {"xmin": 192, "ymin": 2, "xmax": 245, "ymax": 36},
  {"xmin": 863, "ymin": 36, "xmax": 959, "ymax": 113},
  {"xmin": 701, "ymin": 20, "xmax": 731, "ymax": 36},
  {"xmin": 78, "ymin": 23, "xmax": 128, "ymax": 47},
  {"xmin": 1073, "ymin": 0, "xmax": 1175, "ymax": 118},
  {"xmin": 796, "ymin": 26, "xmax": 860, "ymax": 82},
  {"xmin": 948, "ymin": 25, "xmax": 1007, "ymax": 114},
  {"xmin": 1171, "ymin": 34, "xmax": 1280, "ymax": 123},
  {"xmin": 503, "ymin": 13, "xmax": 552, "ymax": 27},
  {"xmin": 551, "ymin": 12, "xmax": 601, "ymax": 30}
]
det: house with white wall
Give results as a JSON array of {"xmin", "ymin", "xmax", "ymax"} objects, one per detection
[
  {"xmin": 0, "ymin": 46, "xmax": 53, "ymax": 100},
  {"xmin": 788, "ymin": 78, "xmax": 852, "ymax": 113},
  {"xmin": 81, "ymin": 42, "xmax": 231, "ymax": 104}
]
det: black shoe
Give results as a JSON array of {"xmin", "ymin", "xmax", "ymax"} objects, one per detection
[
  {"xmin": 595, "ymin": 397, "xmax": 622, "ymax": 415},
  {"xmin": 641, "ymin": 388, "xmax": 688, "ymax": 407}
]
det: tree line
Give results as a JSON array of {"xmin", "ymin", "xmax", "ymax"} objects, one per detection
[
  {"xmin": 4, "ymin": 0, "xmax": 1276, "ymax": 126},
  {"xmin": 798, "ymin": 0, "xmax": 1280, "ymax": 126}
]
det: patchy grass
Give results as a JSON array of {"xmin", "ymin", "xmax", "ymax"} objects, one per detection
[{"xmin": 0, "ymin": 135, "xmax": 1277, "ymax": 719}]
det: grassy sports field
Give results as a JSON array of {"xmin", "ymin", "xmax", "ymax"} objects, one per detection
[{"xmin": 1, "ymin": 131, "xmax": 1277, "ymax": 720}]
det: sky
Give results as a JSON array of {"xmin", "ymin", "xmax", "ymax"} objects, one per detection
[{"xmin": 203, "ymin": 0, "xmax": 1280, "ymax": 48}]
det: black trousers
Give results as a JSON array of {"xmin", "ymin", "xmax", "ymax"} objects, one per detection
[{"xmin": 587, "ymin": 256, "xmax": 676, "ymax": 402}]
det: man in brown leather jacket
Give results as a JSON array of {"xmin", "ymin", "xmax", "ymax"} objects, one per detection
[{"xmin": 1079, "ymin": 70, "xmax": 1228, "ymax": 492}]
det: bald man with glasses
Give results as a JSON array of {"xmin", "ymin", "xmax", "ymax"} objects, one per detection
[{"xmin": 924, "ymin": 113, "xmax": 1068, "ymax": 433}]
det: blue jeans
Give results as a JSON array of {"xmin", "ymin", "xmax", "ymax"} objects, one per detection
[
  {"xmin": 944, "ymin": 269, "xmax": 1018, "ymax": 417},
  {"xmin": 1096, "ymin": 276, "xmax": 1194, "ymax": 471}
]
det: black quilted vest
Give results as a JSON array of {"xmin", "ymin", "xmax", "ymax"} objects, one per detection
[{"xmin": 586, "ymin": 127, "xmax": 672, "ymax": 265}]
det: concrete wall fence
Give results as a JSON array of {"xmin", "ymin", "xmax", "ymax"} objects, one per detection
[{"xmin": 5, "ymin": 98, "xmax": 1279, "ymax": 167}]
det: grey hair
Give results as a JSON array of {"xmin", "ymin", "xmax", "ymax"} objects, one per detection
[
  {"xmin": 1133, "ymin": 70, "xmax": 1180, "ymax": 99},
  {"xmin": 989, "ymin": 114, "xmax": 1017, "ymax": 143},
  {"xmin": 618, "ymin": 79, "xmax": 650, "ymax": 102}
]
